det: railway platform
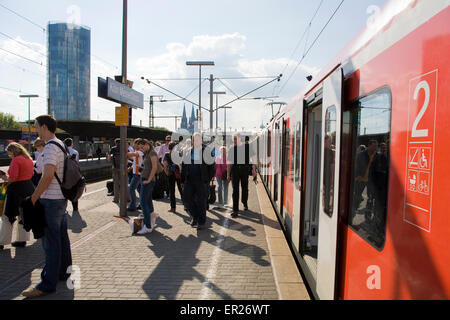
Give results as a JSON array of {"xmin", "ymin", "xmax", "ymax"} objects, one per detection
[{"xmin": 0, "ymin": 175, "xmax": 309, "ymax": 300}]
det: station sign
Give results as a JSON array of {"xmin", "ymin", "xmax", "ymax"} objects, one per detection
[
  {"xmin": 98, "ymin": 77, "xmax": 143, "ymax": 109},
  {"xmin": 403, "ymin": 70, "xmax": 438, "ymax": 232}
]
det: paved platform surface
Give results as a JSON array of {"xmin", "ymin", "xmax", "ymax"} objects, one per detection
[{"xmin": 0, "ymin": 176, "xmax": 309, "ymax": 300}]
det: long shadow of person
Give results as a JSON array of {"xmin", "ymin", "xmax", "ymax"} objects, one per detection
[
  {"xmin": 142, "ymin": 233, "xmax": 232, "ymax": 300},
  {"xmin": 0, "ymin": 240, "xmax": 45, "ymax": 300},
  {"xmin": 67, "ymin": 210, "xmax": 87, "ymax": 234}
]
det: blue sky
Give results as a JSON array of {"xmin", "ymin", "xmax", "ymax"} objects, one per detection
[{"xmin": 0, "ymin": 0, "xmax": 387, "ymax": 132}]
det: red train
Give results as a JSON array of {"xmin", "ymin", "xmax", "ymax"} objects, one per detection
[{"xmin": 257, "ymin": 0, "xmax": 450, "ymax": 299}]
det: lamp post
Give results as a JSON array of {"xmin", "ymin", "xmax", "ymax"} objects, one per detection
[
  {"xmin": 220, "ymin": 106, "xmax": 232, "ymax": 139},
  {"xmin": 19, "ymin": 94, "xmax": 39, "ymax": 153},
  {"xmin": 208, "ymin": 91, "xmax": 226, "ymax": 136},
  {"xmin": 186, "ymin": 61, "xmax": 214, "ymax": 133}
]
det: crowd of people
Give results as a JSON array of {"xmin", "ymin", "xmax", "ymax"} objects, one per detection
[
  {"xmin": 0, "ymin": 113, "xmax": 258, "ymax": 298},
  {"xmin": 108, "ymin": 132, "xmax": 257, "ymax": 233}
]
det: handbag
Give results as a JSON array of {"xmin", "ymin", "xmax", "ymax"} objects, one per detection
[
  {"xmin": 0, "ymin": 183, "xmax": 7, "ymax": 217},
  {"xmin": 129, "ymin": 214, "xmax": 144, "ymax": 234},
  {"xmin": 208, "ymin": 183, "xmax": 216, "ymax": 204},
  {"xmin": 114, "ymin": 214, "xmax": 144, "ymax": 234}
]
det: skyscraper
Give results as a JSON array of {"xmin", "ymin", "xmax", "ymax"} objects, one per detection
[{"xmin": 47, "ymin": 22, "xmax": 90, "ymax": 120}]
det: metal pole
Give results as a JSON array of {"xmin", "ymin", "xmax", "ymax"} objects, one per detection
[
  {"xmin": 198, "ymin": 66, "xmax": 201, "ymax": 133},
  {"xmin": 27, "ymin": 98, "xmax": 31, "ymax": 153},
  {"xmin": 215, "ymin": 95, "xmax": 218, "ymax": 136},
  {"xmin": 209, "ymin": 74, "xmax": 213, "ymax": 135},
  {"xmin": 119, "ymin": 0, "xmax": 128, "ymax": 217},
  {"xmin": 149, "ymin": 96, "xmax": 153, "ymax": 128},
  {"xmin": 224, "ymin": 107, "xmax": 226, "ymax": 138}
]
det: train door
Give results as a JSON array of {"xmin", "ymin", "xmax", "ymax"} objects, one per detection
[
  {"xmin": 316, "ymin": 68, "xmax": 343, "ymax": 300},
  {"xmin": 300, "ymin": 101, "xmax": 322, "ymax": 285},
  {"xmin": 279, "ymin": 118, "xmax": 288, "ymax": 218},
  {"xmin": 273, "ymin": 121, "xmax": 280, "ymax": 209}
]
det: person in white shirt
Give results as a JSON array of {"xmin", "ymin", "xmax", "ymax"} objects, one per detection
[
  {"xmin": 23, "ymin": 114, "xmax": 72, "ymax": 298},
  {"xmin": 32, "ymin": 138, "xmax": 45, "ymax": 186},
  {"xmin": 64, "ymin": 138, "xmax": 80, "ymax": 212}
]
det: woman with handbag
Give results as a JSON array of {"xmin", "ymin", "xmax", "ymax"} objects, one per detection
[
  {"xmin": 0, "ymin": 143, "xmax": 35, "ymax": 250},
  {"xmin": 215, "ymin": 146, "xmax": 229, "ymax": 207}
]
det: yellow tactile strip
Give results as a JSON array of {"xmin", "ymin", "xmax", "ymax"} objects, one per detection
[{"xmin": 255, "ymin": 175, "xmax": 310, "ymax": 300}]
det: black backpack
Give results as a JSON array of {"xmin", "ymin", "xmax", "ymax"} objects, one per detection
[{"xmin": 47, "ymin": 141, "xmax": 86, "ymax": 202}]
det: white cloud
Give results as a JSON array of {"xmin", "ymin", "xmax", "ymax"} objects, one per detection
[
  {"xmin": 132, "ymin": 32, "xmax": 319, "ymax": 132},
  {"xmin": 0, "ymin": 32, "xmax": 320, "ymax": 132}
]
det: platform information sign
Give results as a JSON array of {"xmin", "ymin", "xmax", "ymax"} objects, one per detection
[
  {"xmin": 115, "ymin": 106, "xmax": 129, "ymax": 127},
  {"xmin": 403, "ymin": 70, "xmax": 438, "ymax": 232}
]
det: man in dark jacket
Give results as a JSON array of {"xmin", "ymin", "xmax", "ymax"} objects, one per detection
[
  {"xmin": 227, "ymin": 133, "xmax": 256, "ymax": 217},
  {"xmin": 181, "ymin": 133, "xmax": 215, "ymax": 230}
]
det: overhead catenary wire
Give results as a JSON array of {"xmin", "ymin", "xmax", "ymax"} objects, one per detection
[
  {"xmin": 277, "ymin": 0, "xmax": 345, "ymax": 97},
  {"xmin": 0, "ymin": 47, "xmax": 46, "ymax": 66},
  {"xmin": 278, "ymin": 0, "xmax": 324, "ymax": 81},
  {"xmin": 0, "ymin": 31, "xmax": 47, "ymax": 58},
  {"xmin": 0, "ymin": 3, "xmax": 46, "ymax": 32}
]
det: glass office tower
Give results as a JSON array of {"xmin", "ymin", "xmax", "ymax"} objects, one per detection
[{"xmin": 47, "ymin": 22, "xmax": 90, "ymax": 120}]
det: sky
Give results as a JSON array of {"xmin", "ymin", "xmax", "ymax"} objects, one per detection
[{"xmin": 0, "ymin": 0, "xmax": 388, "ymax": 133}]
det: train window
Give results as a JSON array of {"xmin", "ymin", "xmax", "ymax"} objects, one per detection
[
  {"xmin": 323, "ymin": 106, "xmax": 336, "ymax": 217},
  {"xmin": 283, "ymin": 124, "xmax": 290, "ymax": 179},
  {"xmin": 348, "ymin": 88, "xmax": 391, "ymax": 251},
  {"xmin": 295, "ymin": 121, "xmax": 302, "ymax": 190}
]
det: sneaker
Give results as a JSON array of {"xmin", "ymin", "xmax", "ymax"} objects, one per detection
[
  {"xmin": 137, "ymin": 225, "xmax": 153, "ymax": 235},
  {"xmin": 150, "ymin": 212, "xmax": 159, "ymax": 227},
  {"xmin": 168, "ymin": 208, "xmax": 176, "ymax": 213},
  {"xmin": 191, "ymin": 220, "xmax": 198, "ymax": 228},
  {"xmin": 231, "ymin": 211, "xmax": 239, "ymax": 218}
]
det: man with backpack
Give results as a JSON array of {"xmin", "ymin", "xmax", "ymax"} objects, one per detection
[{"xmin": 22, "ymin": 115, "xmax": 73, "ymax": 298}]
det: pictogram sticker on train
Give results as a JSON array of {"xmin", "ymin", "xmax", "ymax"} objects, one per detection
[{"xmin": 403, "ymin": 70, "xmax": 438, "ymax": 232}]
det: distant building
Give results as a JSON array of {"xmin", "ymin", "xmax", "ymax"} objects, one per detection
[
  {"xmin": 180, "ymin": 104, "xmax": 197, "ymax": 134},
  {"xmin": 47, "ymin": 22, "xmax": 90, "ymax": 120}
]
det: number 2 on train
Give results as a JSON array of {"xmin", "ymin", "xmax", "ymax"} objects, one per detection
[{"xmin": 411, "ymin": 80, "xmax": 430, "ymax": 138}]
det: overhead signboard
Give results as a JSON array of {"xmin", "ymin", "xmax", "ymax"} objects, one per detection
[{"xmin": 98, "ymin": 77, "xmax": 143, "ymax": 109}]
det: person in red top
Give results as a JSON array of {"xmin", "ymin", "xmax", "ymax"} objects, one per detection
[{"xmin": 0, "ymin": 142, "xmax": 35, "ymax": 250}]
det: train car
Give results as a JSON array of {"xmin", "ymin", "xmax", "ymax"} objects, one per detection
[{"xmin": 257, "ymin": 0, "xmax": 450, "ymax": 299}]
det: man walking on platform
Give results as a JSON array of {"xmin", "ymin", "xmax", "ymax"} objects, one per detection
[
  {"xmin": 227, "ymin": 133, "xmax": 257, "ymax": 217},
  {"xmin": 22, "ymin": 115, "xmax": 72, "ymax": 298},
  {"xmin": 181, "ymin": 133, "xmax": 215, "ymax": 230}
]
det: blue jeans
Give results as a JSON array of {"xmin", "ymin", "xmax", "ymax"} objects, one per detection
[
  {"xmin": 128, "ymin": 174, "xmax": 141, "ymax": 210},
  {"xmin": 216, "ymin": 177, "xmax": 229, "ymax": 205},
  {"xmin": 36, "ymin": 199, "xmax": 71, "ymax": 293},
  {"xmin": 139, "ymin": 180, "xmax": 155, "ymax": 228}
]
